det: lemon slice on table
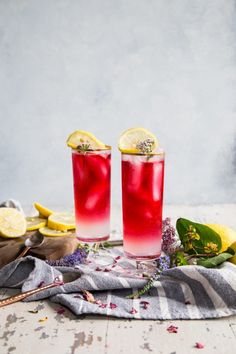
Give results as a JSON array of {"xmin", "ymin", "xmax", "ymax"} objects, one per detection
[
  {"xmin": 48, "ymin": 212, "xmax": 75, "ymax": 231},
  {"xmin": 0, "ymin": 208, "xmax": 26, "ymax": 238},
  {"xmin": 34, "ymin": 202, "xmax": 54, "ymax": 218},
  {"xmin": 39, "ymin": 226, "xmax": 73, "ymax": 237},
  {"xmin": 118, "ymin": 127, "xmax": 158, "ymax": 154},
  {"xmin": 26, "ymin": 216, "xmax": 47, "ymax": 231},
  {"xmin": 66, "ymin": 130, "xmax": 106, "ymax": 150}
]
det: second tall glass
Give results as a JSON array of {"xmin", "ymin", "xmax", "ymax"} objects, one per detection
[{"xmin": 121, "ymin": 152, "xmax": 165, "ymax": 260}]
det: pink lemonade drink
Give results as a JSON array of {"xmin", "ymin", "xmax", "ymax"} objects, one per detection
[
  {"xmin": 122, "ymin": 152, "xmax": 165, "ymax": 260},
  {"xmin": 72, "ymin": 148, "xmax": 111, "ymax": 242}
]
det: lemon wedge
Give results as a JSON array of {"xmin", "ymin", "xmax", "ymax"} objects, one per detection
[
  {"xmin": 0, "ymin": 208, "xmax": 26, "ymax": 238},
  {"xmin": 26, "ymin": 216, "xmax": 47, "ymax": 231},
  {"xmin": 118, "ymin": 127, "xmax": 158, "ymax": 154},
  {"xmin": 206, "ymin": 224, "xmax": 236, "ymax": 252},
  {"xmin": 48, "ymin": 212, "xmax": 75, "ymax": 231},
  {"xmin": 66, "ymin": 130, "xmax": 106, "ymax": 150},
  {"xmin": 39, "ymin": 226, "xmax": 73, "ymax": 237},
  {"xmin": 34, "ymin": 202, "xmax": 54, "ymax": 218}
]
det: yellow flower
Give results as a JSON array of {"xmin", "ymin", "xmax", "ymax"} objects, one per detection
[{"xmin": 204, "ymin": 242, "xmax": 219, "ymax": 253}]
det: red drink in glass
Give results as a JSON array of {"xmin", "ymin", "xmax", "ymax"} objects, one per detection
[
  {"xmin": 122, "ymin": 152, "xmax": 164, "ymax": 260},
  {"xmin": 72, "ymin": 148, "xmax": 111, "ymax": 242}
]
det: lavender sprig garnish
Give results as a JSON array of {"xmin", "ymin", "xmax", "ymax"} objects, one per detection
[
  {"xmin": 46, "ymin": 247, "xmax": 88, "ymax": 267},
  {"xmin": 76, "ymin": 143, "xmax": 91, "ymax": 153},
  {"xmin": 162, "ymin": 217, "xmax": 181, "ymax": 255},
  {"xmin": 126, "ymin": 256, "xmax": 171, "ymax": 299},
  {"xmin": 136, "ymin": 138, "xmax": 155, "ymax": 154}
]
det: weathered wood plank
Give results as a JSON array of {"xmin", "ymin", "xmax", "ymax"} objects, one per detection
[{"xmin": 0, "ymin": 289, "xmax": 107, "ymax": 354}]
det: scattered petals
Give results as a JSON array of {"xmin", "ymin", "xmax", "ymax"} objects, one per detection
[
  {"xmin": 38, "ymin": 317, "xmax": 48, "ymax": 323},
  {"xmin": 104, "ymin": 268, "xmax": 111, "ymax": 272},
  {"xmin": 95, "ymin": 267, "xmax": 102, "ymax": 271},
  {"xmin": 55, "ymin": 307, "xmax": 65, "ymax": 315},
  {"xmin": 115, "ymin": 256, "xmax": 121, "ymax": 261},
  {"xmin": 140, "ymin": 301, "xmax": 149, "ymax": 310},
  {"xmin": 28, "ymin": 310, "xmax": 38, "ymax": 314},
  {"xmin": 195, "ymin": 342, "xmax": 204, "ymax": 349},
  {"xmin": 109, "ymin": 303, "xmax": 117, "ymax": 309},
  {"xmin": 37, "ymin": 281, "xmax": 45, "ymax": 288},
  {"xmin": 99, "ymin": 303, "xmax": 107, "ymax": 309},
  {"xmin": 94, "ymin": 300, "xmax": 102, "ymax": 305},
  {"xmin": 82, "ymin": 290, "xmax": 96, "ymax": 303},
  {"xmin": 130, "ymin": 307, "xmax": 138, "ymax": 314},
  {"xmin": 167, "ymin": 325, "xmax": 178, "ymax": 333}
]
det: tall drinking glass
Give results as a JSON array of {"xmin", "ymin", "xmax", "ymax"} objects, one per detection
[
  {"xmin": 121, "ymin": 152, "xmax": 165, "ymax": 260},
  {"xmin": 72, "ymin": 148, "xmax": 111, "ymax": 245}
]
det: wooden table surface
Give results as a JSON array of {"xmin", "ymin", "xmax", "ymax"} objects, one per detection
[{"xmin": 0, "ymin": 204, "xmax": 236, "ymax": 354}]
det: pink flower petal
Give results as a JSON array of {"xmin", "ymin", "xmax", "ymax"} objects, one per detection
[
  {"xmin": 99, "ymin": 303, "xmax": 107, "ymax": 308},
  {"xmin": 56, "ymin": 307, "xmax": 65, "ymax": 315},
  {"xmin": 195, "ymin": 342, "xmax": 204, "ymax": 349},
  {"xmin": 82, "ymin": 290, "xmax": 96, "ymax": 303},
  {"xmin": 109, "ymin": 303, "xmax": 117, "ymax": 309},
  {"xmin": 104, "ymin": 268, "xmax": 111, "ymax": 272},
  {"xmin": 37, "ymin": 281, "xmax": 45, "ymax": 288},
  {"xmin": 140, "ymin": 301, "xmax": 150, "ymax": 305},
  {"xmin": 130, "ymin": 307, "xmax": 138, "ymax": 314},
  {"xmin": 95, "ymin": 267, "xmax": 102, "ymax": 271},
  {"xmin": 167, "ymin": 325, "xmax": 178, "ymax": 333}
]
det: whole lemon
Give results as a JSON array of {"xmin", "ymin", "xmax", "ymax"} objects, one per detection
[{"xmin": 206, "ymin": 224, "xmax": 236, "ymax": 265}]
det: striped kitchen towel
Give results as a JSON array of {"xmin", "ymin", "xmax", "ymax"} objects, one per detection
[{"xmin": 0, "ymin": 254, "xmax": 236, "ymax": 319}]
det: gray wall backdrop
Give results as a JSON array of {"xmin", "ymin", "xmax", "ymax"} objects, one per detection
[{"xmin": 0, "ymin": 0, "xmax": 236, "ymax": 207}]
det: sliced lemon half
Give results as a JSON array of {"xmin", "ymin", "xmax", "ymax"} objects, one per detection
[
  {"xmin": 39, "ymin": 226, "xmax": 73, "ymax": 237},
  {"xmin": 118, "ymin": 127, "xmax": 158, "ymax": 154},
  {"xmin": 48, "ymin": 212, "xmax": 75, "ymax": 231},
  {"xmin": 0, "ymin": 207, "xmax": 26, "ymax": 238},
  {"xmin": 34, "ymin": 202, "xmax": 54, "ymax": 218},
  {"xmin": 66, "ymin": 130, "xmax": 106, "ymax": 150},
  {"xmin": 26, "ymin": 216, "xmax": 47, "ymax": 231}
]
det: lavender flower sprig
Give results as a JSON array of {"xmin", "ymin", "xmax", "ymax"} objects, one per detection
[
  {"xmin": 126, "ymin": 256, "xmax": 171, "ymax": 299},
  {"xmin": 162, "ymin": 217, "xmax": 181, "ymax": 255},
  {"xmin": 46, "ymin": 247, "xmax": 88, "ymax": 267}
]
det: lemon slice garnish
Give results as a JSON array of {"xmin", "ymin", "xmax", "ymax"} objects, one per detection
[
  {"xmin": 26, "ymin": 217, "xmax": 47, "ymax": 231},
  {"xmin": 118, "ymin": 127, "xmax": 158, "ymax": 154},
  {"xmin": 34, "ymin": 202, "xmax": 54, "ymax": 218},
  {"xmin": 39, "ymin": 226, "xmax": 73, "ymax": 237},
  {"xmin": 66, "ymin": 130, "xmax": 106, "ymax": 150},
  {"xmin": 48, "ymin": 212, "xmax": 75, "ymax": 231},
  {"xmin": 0, "ymin": 207, "xmax": 26, "ymax": 238}
]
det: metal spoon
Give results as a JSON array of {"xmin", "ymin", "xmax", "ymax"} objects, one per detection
[
  {"xmin": 0, "ymin": 271, "xmax": 81, "ymax": 307},
  {"xmin": 16, "ymin": 231, "xmax": 44, "ymax": 259}
]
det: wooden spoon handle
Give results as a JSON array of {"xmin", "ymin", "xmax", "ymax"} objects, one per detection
[
  {"xmin": 0, "ymin": 282, "xmax": 59, "ymax": 308},
  {"xmin": 16, "ymin": 246, "xmax": 31, "ymax": 259}
]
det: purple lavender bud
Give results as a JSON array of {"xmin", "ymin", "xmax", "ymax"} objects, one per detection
[
  {"xmin": 46, "ymin": 247, "xmax": 87, "ymax": 267},
  {"xmin": 162, "ymin": 218, "xmax": 181, "ymax": 255}
]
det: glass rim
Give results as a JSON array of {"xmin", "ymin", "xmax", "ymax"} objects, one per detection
[
  {"xmin": 121, "ymin": 149, "xmax": 165, "ymax": 157},
  {"xmin": 71, "ymin": 145, "xmax": 111, "ymax": 154}
]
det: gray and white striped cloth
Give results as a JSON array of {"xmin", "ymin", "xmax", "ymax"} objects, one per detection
[{"xmin": 0, "ymin": 253, "xmax": 236, "ymax": 319}]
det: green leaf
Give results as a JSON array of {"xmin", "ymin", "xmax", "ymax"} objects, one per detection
[
  {"xmin": 172, "ymin": 251, "xmax": 188, "ymax": 266},
  {"xmin": 225, "ymin": 247, "xmax": 235, "ymax": 256},
  {"xmin": 176, "ymin": 218, "xmax": 222, "ymax": 254},
  {"xmin": 197, "ymin": 252, "xmax": 233, "ymax": 268}
]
